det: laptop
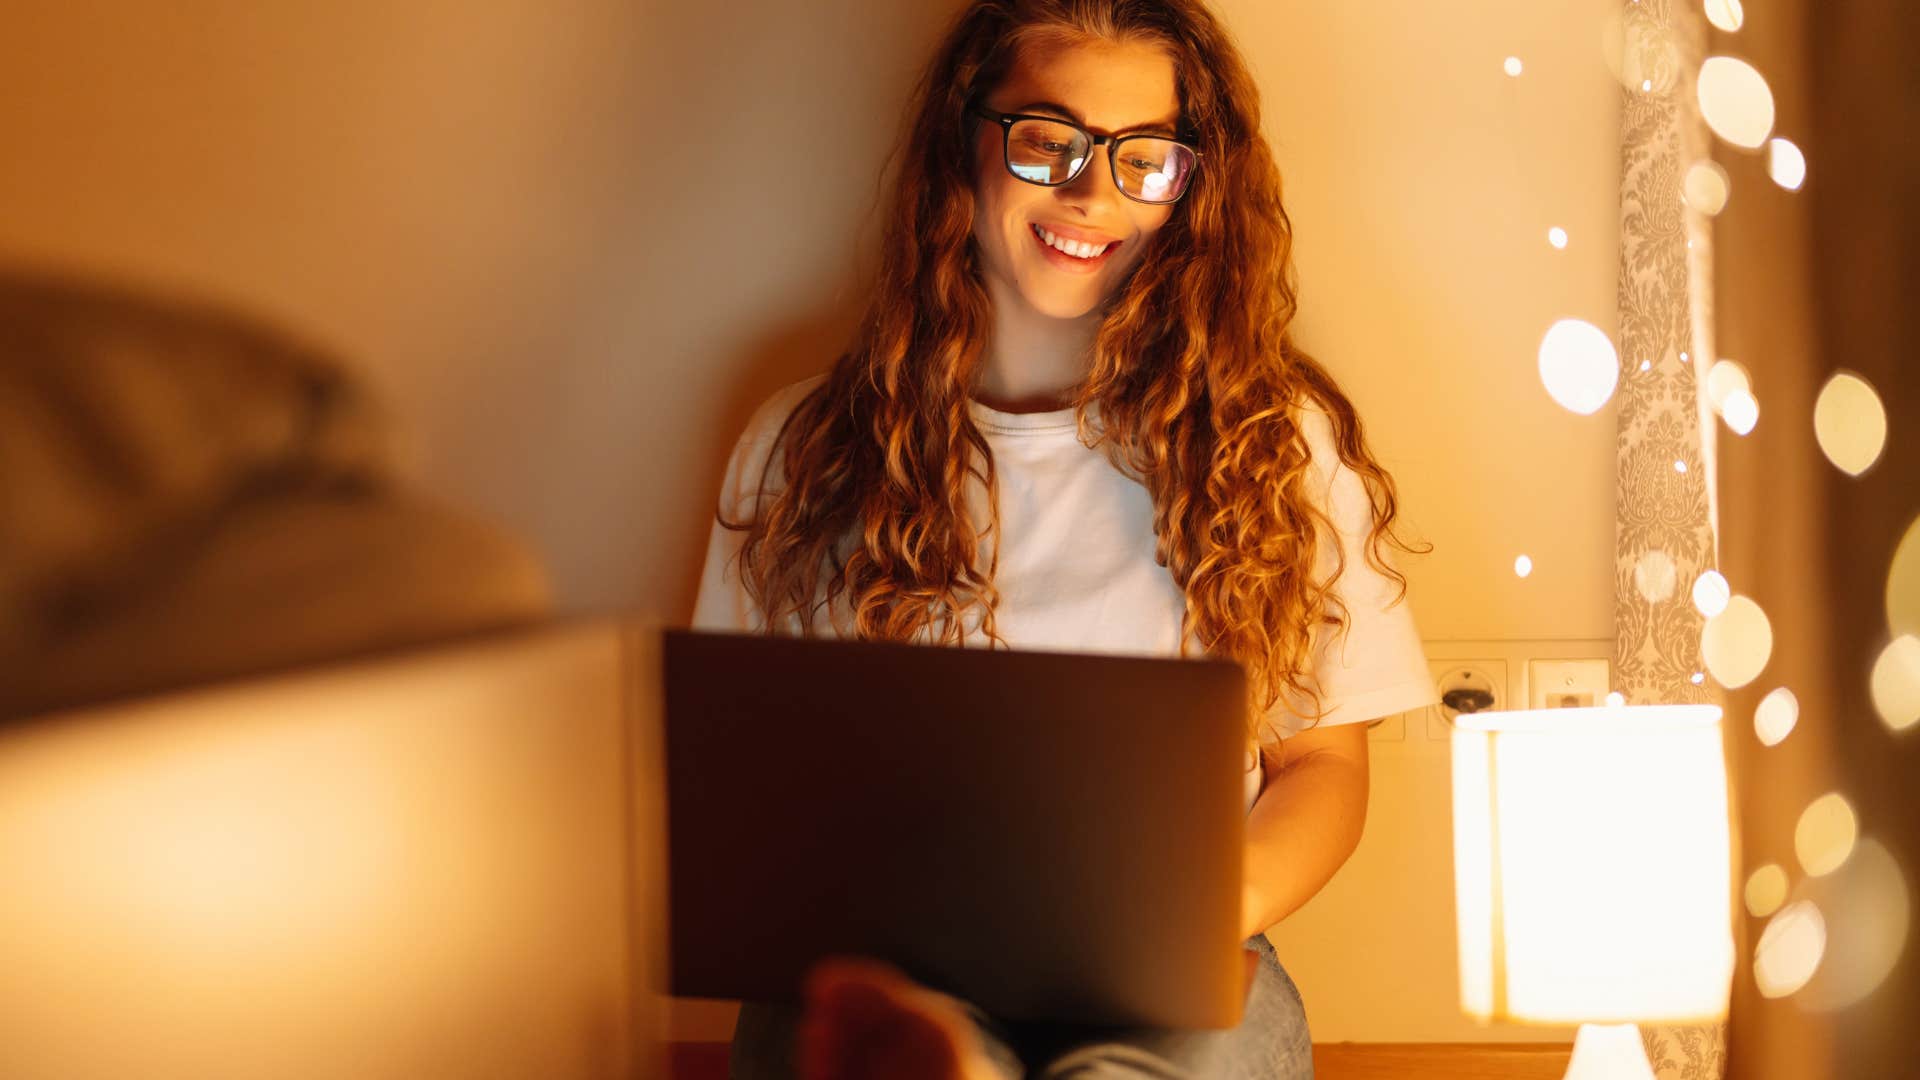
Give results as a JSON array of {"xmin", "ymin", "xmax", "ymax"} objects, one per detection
[{"xmin": 661, "ymin": 628, "xmax": 1250, "ymax": 1030}]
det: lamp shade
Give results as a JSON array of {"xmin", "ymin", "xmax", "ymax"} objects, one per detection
[{"xmin": 1452, "ymin": 704, "xmax": 1735, "ymax": 1025}]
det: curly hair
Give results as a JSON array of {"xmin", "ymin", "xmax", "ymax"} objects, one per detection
[{"xmin": 719, "ymin": 0, "xmax": 1424, "ymax": 740}]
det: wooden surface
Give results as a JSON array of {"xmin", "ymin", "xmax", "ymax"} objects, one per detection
[
  {"xmin": 668, "ymin": 1041, "xmax": 1576, "ymax": 1078},
  {"xmin": 1312, "ymin": 1042, "xmax": 1573, "ymax": 1078}
]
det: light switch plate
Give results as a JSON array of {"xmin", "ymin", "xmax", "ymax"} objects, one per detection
[{"xmin": 1527, "ymin": 658, "xmax": 1611, "ymax": 709}]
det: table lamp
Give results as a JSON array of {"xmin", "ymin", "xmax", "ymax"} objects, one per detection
[{"xmin": 1451, "ymin": 704, "xmax": 1735, "ymax": 1079}]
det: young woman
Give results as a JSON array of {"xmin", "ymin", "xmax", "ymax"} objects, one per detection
[{"xmin": 691, "ymin": 1, "xmax": 1435, "ymax": 1076}]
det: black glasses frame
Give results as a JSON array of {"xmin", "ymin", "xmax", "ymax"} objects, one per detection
[{"xmin": 966, "ymin": 100, "xmax": 1202, "ymax": 205}]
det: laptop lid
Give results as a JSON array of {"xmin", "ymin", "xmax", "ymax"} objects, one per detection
[{"xmin": 662, "ymin": 628, "xmax": 1248, "ymax": 1029}]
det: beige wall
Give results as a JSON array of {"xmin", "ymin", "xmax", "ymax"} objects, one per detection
[{"xmin": 0, "ymin": 0, "xmax": 1619, "ymax": 1046}]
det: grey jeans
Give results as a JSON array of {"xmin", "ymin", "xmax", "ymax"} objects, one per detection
[{"xmin": 728, "ymin": 933, "xmax": 1314, "ymax": 1079}]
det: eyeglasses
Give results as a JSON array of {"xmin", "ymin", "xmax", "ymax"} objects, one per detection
[{"xmin": 967, "ymin": 101, "xmax": 1201, "ymax": 205}]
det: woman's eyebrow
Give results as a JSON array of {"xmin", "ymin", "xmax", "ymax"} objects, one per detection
[{"xmin": 1012, "ymin": 99, "xmax": 1180, "ymax": 136}]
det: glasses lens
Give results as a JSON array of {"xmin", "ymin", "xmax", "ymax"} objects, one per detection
[
  {"xmin": 1006, "ymin": 118, "xmax": 1091, "ymax": 184},
  {"xmin": 1113, "ymin": 137, "xmax": 1196, "ymax": 203}
]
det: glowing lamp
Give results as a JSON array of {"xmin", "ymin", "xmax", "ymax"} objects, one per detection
[{"xmin": 1452, "ymin": 704, "xmax": 1733, "ymax": 1078}]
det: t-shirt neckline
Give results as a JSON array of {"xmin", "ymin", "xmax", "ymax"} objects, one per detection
[{"xmin": 966, "ymin": 396, "xmax": 1087, "ymax": 436}]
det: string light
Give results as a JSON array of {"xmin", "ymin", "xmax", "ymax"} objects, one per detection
[
  {"xmin": 1795, "ymin": 793, "xmax": 1859, "ymax": 877},
  {"xmin": 1537, "ymin": 319, "xmax": 1620, "ymax": 415},
  {"xmin": 1754, "ymin": 900, "xmax": 1825, "ymax": 998},
  {"xmin": 1702, "ymin": 594, "xmax": 1774, "ymax": 689},
  {"xmin": 1693, "ymin": 570, "xmax": 1732, "ymax": 617},
  {"xmin": 1698, "ymin": 56, "xmax": 1776, "ymax": 148},
  {"xmin": 1754, "ymin": 687, "xmax": 1799, "ymax": 746},
  {"xmin": 1684, "ymin": 160, "xmax": 1732, "ymax": 215},
  {"xmin": 1768, "ymin": 137, "xmax": 1807, "ymax": 190},
  {"xmin": 1813, "ymin": 372, "xmax": 1888, "ymax": 476}
]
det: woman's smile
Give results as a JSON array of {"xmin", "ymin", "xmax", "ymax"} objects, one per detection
[{"xmin": 1030, "ymin": 222, "xmax": 1122, "ymax": 272}]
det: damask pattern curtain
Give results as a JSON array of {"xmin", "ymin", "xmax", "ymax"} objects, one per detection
[{"xmin": 1608, "ymin": 1, "xmax": 1727, "ymax": 1077}]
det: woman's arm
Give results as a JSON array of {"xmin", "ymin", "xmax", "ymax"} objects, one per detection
[{"xmin": 1239, "ymin": 721, "xmax": 1371, "ymax": 940}]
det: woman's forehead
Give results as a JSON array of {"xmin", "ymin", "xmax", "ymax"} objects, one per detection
[{"xmin": 993, "ymin": 38, "xmax": 1179, "ymax": 133}]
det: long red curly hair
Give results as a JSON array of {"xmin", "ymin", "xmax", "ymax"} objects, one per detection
[{"xmin": 719, "ymin": 0, "xmax": 1424, "ymax": 740}]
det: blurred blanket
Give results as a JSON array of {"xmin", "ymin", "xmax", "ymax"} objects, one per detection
[{"xmin": 0, "ymin": 265, "xmax": 550, "ymax": 720}]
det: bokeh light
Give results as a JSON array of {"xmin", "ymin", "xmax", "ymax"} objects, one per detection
[
  {"xmin": 1635, "ymin": 549, "xmax": 1679, "ymax": 603},
  {"xmin": 1702, "ymin": 594, "xmax": 1773, "ymax": 688},
  {"xmin": 1505, "ymin": 56, "xmax": 1524, "ymax": 77},
  {"xmin": 1813, "ymin": 372, "xmax": 1888, "ymax": 476},
  {"xmin": 1514, "ymin": 554, "xmax": 1534, "ymax": 578},
  {"xmin": 1683, "ymin": 160, "xmax": 1732, "ymax": 215},
  {"xmin": 1600, "ymin": 8, "xmax": 1679, "ymax": 96},
  {"xmin": 1890, "ymin": 515, "xmax": 1920, "ymax": 637},
  {"xmin": 1722, "ymin": 389, "xmax": 1760, "ymax": 435},
  {"xmin": 1796, "ymin": 839, "xmax": 1911, "ymax": 1011},
  {"xmin": 1698, "ymin": 56, "xmax": 1776, "ymax": 148},
  {"xmin": 1705, "ymin": 0, "xmax": 1746, "ymax": 33},
  {"xmin": 1754, "ymin": 900, "xmax": 1826, "ymax": 998},
  {"xmin": 1693, "ymin": 570, "xmax": 1732, "ymax": 618},
  {"xmin": 1745, "ymin": 863, "xmax": 1788, "ymax": 918},
  {"xmin": 1706, "ymin": 358, "xmax": 1753, "ymax": 408},
  {"xmin": 1795, "ymin": 793, "xmax": 1858, "ymax": 877},
  {"xmin": 1605, "ymin": 691, "xmax": 1626, "ymax": 707},
  {"xmin": 1768, "ymin": 137, "xmax": 1807, "ymax": 190},
  {"xmin": 1754, "ymin": 686, "xmax": 1799, "ymax": 747},
  {"xmin": 1869, "ymin": 635, "xmax": 1920, "ymax": 732},
  {"xmin": 1538, "ymin": 319, "xmax": 1620, "ymax": 415},
  {"xmin": 1548, "ymin": 226, "xmax": 1568, "ymax": 249}
]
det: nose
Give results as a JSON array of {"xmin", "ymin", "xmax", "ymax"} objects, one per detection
[{"xmin": 1059, "ymin": 141, "xmax": 1124, "ymax": 205}]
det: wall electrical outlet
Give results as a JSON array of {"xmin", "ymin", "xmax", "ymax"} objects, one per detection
[
  {"xmin": 1425, "ymin": 659, "xmax": 1508, "ymax": 740},
  {"xmin": 1407, "ymin": 641, "xmax": 1615, "ymax": 748},
  {"xmin": 1528, "ymin": 658, "xmax": 1611, "ymax": 709}
]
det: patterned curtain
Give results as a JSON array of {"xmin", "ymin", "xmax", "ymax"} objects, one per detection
[{"xmin": 1608, "ymin": 0, "xmax": 1727, "ymax": 1076}]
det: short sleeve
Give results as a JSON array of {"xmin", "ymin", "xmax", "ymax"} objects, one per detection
[
  {"xmin": 1260, "ymin": 404, "xmax": 1436, "ymax": 740},
  {"xmin": 688, "ymin": 375, "xmax": 825, "ymax": 634}
]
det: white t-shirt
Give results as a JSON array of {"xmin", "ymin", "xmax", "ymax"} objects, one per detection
[{"xmin": 690, "ymin": 374, "xmax": 1437, "ymax": 814}]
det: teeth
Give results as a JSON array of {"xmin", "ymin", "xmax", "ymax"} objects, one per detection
[{"xmin": 1035, "ymin": 224, "xmax": 1110, "ymax": 259}]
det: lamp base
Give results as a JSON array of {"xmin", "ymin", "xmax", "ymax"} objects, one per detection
[{"xmin": 1563, "ymin": 1023, "xmax": 1657, "ymax": 1080}]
